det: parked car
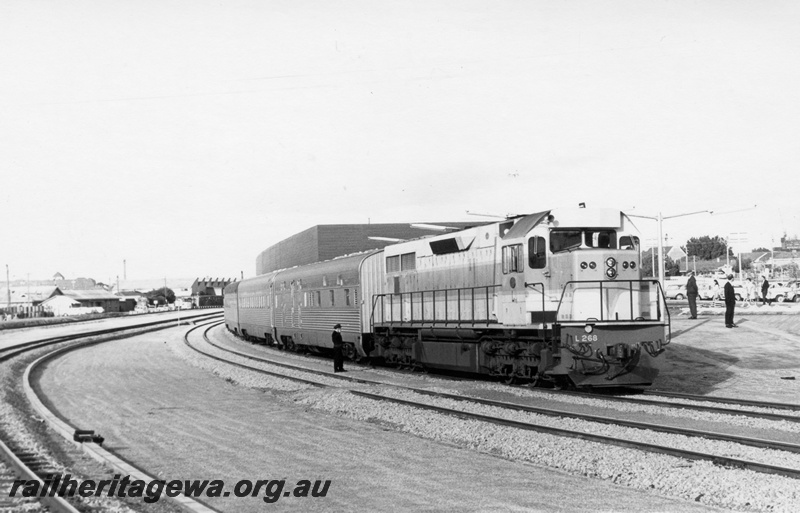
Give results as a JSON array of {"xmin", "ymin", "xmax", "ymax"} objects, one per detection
[
  {"xmin": 664, "ymin": 283, "xmax": 687, "ymax": 300},
  {"xmin": 769, "ymin": 281, "xmax": 796, "ymax": 302},
  {"xmin": 699, "ymin": 280, "xmax": 744, "ymax": 301},
  {"xmin": 789, "ymin": 281, "xmax": 800, "ymax": 302}
]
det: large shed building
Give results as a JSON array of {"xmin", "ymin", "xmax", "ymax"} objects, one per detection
[
  {"xmin": 255, "ymin": 222, "xmax": 481, "ymax": 276},
  {"xmin": 62, "ymin": 289, "xmax": 124, "ymax": 313}
]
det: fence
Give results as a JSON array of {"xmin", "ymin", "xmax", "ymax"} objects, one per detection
[{"xmin": 0, "ymin": 305, "xmax": 52, "ymax": 320}]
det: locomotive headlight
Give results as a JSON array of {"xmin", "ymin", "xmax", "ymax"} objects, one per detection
[
  {"xmin": 584, "ymin": 324, "xmax": 594, "ymax": 334},
  {"xmin": 589, "ymin": 262, "xmax": 596, "ymax": 269},
  {"xmin": 605, "ymin": 257, "xmax": 617, "ymax": 268},
  {"xmin": 630, "ymin": 262, "xmax": 637, "ymax": 269},
  {"xmin": 606, "ymin": 267, "xmax": 617, "ymax": 279},
  {"xmin": 622, "ymin": 261, "xmax": 629, "ymax": 269},
  {"xmin": 580, "ymin": 262, "xmax": 588, "ymax": 270}
]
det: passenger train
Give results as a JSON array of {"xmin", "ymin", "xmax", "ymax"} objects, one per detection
[{"xmin": 224, "ymin": 207, "xmax": 671, "ymax": 387}]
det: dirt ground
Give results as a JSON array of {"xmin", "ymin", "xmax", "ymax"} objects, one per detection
[
  {"xmin": 32, "ymin": 327, "xmax": 729, "ymax": 513},
  {"xmin": 654, "ymin": 307, "xmax": 800, "ymax": 402}
]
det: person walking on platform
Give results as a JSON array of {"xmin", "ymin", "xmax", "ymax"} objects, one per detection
[
  {"xmin": 761, "ymin": 276, "xmax": 772, "ymax": 306},
  {"xmin": 711, "ymin": 280, "xmax": 721, "ymax": 308},
  {"xmin": 686, "ymin": 271, "xmax": 699, "ymax": 319},
  {"xmin": 331, "ymin": 323, "xmax": 345, "ymax": 372},
  {"xmin": 743, "ymin": 277, "xmax": 755, "ymax": 307},
  {"xmin": 724, "ymin": 275, "xmax": 738, "ymax": 328}
]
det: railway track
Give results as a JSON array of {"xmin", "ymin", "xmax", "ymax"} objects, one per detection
[
  {"xmin": 0, "ymin": 311, "xmax": 223, "ymax": 513},
  {"xmin": 202, "ymin": 323, "xmax": 800, "ymax": 423},
  {"xmin": 199, "ymin": 322, "xmax": 800, "ymax": 425},
  {"xmin": 535, "ymin": 388, "xmax": 800, "ymax": 423},
  {"xmin": 642, "ymin": 389, "xmax": 800, "ymax": 412},
  {"xmin": 187, "ymin": 322, "xmax": 800, "ymax": 482}
]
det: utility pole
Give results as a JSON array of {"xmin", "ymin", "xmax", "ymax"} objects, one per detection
[{"xmin": 5, "ymin": 264, "xmax": 10, "ymax": 308}]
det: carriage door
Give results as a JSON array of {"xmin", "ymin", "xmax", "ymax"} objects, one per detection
[{"xmin": 499, "ymin": 242, "xmax": 527, "ymax": 326}]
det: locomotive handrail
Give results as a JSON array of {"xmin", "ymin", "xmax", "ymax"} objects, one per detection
[
  {"xmin": 371, "ymin": 284, "xmax": 501, "ymax": 328},
  {"xmin": 555, "ymin": 279, "xmax": 670, "ymax": 325},
  {"xmin": 524, "ymin": 281, "xmax": 547, "ymax": 323}
]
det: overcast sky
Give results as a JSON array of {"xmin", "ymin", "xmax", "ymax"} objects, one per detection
[{"xmin": 2, "ymin": 1, "xmax": 799, "ymax": 283}]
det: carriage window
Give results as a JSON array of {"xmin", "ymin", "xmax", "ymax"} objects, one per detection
[
  {"xmin": 344, "ymin": 289, "xmax": 351, "ymax": 306},
  {"xmin": 315, "ymin": 291, "xmax": 321, "ymax": 306},
  {"xmin": 619, "ymin": 235, "xmax": 639, "ymax": 250},
  {"xmin": 528, "ymin": 236, "xmax": 546, "ymax": 269},
  {"xmin": 585, "ymin": 230, "xmax": 617, "ymax": 249},
  {"xmin": 550, "ymin": 230, "xmax": 582, "ymax": 253},
  {"xmin": 329, "ymin": 290, "xmax": 335, "ymax": 306},
  {"xmin": 502, "ymin": 244, "xmax": 523, "ymax": 273}
]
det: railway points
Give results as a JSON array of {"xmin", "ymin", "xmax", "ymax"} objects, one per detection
[
  {"xmin": 13, "ymin": 312, "xmax": 799, "ymax": 512},
  {"xmin": 0, "ymin": 311, "xmax": 223, "ymax": 513},
  {"xmin": 28, "ymin": 324, "xmax": 726, "ymax": 513}
]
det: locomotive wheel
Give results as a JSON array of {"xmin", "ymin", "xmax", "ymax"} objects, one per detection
[{"xmin": 343, "ymin": 343, "xmax": 356, "ymax": 360}]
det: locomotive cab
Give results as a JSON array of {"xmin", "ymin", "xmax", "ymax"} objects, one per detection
[{"xmin": 494, "ymin": 208, "xmax": 669, "ymax": 386}]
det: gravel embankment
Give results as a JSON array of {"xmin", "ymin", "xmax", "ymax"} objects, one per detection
[
  {"xmin": 1, "ymin": 355, "xmax": 141, "ymax": 513},
  {"xmin": 173, "ymin": 334, "xmax": 800, "ymax": 513}
]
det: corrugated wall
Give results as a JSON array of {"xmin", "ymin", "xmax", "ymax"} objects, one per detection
[{"xmin": 256, "ymin": 222, "xmax": 481, "ymax": 275}]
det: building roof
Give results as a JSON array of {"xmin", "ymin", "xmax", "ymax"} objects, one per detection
[
  {"xmin": 62, "ymin": 289, "xmax": 122, "ymax": 301},
  {"xmin": 41, "ymin": 295, "xmax": 80, "ymax": 307},
  {"xmin": 0, "ymin": 285, "xmax": 62, "ymax": 306}
]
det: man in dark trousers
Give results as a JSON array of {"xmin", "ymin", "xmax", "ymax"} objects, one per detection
[
  {"xmin": 724, "ymin": 275, "xmax": 738, "ymax": 328},
  {"xmin": 331, "ymin": 323, "xmax": 345, "ymax": 372},
  {"xmin": 686, "ymin": 271, "xmax": 699, "ymax": 319},
  {"xmin": 761, "ymin": 275, "xmax": 771, "ymax": 306}
]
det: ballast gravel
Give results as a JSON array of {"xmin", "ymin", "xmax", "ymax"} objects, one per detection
[
  {"xmin": 174, "ymin": 334, "xmax": 800, "ymax": 513},
  {"xmin": 471, "ymin": 383, "xmax": 800, "ymax": 434}
]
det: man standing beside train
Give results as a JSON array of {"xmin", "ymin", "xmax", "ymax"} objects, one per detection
[
  {"xmin": 724, "ymin": 275, "xmax": 738, "ymax": 328},
  {"xmin": 332, "ymin": 323, "xmax": 345, "ymax": 372},
  {"xmin": 686, "ymin": 271, "xmax": 699, "ymax": 319}
]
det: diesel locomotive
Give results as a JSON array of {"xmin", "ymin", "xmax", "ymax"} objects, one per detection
[{"xmin": 224, "ymin": 207, "xmax": 671, "ymax": 387}]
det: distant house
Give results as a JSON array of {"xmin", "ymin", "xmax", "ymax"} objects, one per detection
[
  {"xmin": 40, "ymin": 295, "xmax": 82, "ymax": 317},
  {"xmin": 117, "ymin": 291, "xmax": 143, "ymax": 312},
  {"xmin": 62, "ymin": 289, "xmax": 122, "ymax": 313}
]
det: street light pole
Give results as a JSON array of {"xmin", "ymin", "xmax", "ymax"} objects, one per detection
[{"xmin": 629, "ymin": 210, "xmax": 711, "ymax": 288}]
